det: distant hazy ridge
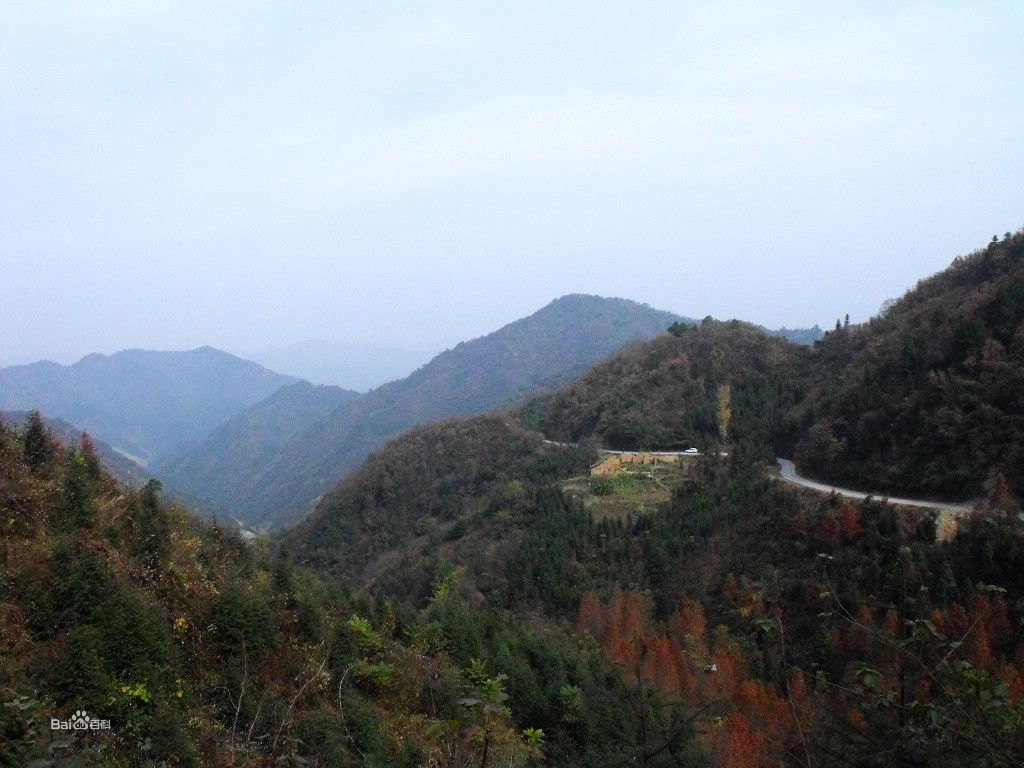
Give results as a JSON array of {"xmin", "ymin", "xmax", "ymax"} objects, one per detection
[{"xmin": 0, "ymin": 347, "xmax": 296, "ymax": 465}]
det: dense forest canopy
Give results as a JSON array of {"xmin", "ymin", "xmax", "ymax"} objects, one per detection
[
  {"xmin": 2, "ymin": 413, "xmax": 674, "ymax": 767},
  {"xmin": 522, "ymin": 319, "xmax": 809, "ymax": 454},
  {"xmin": 794, "ymin": 230, "xmax": 1024, "ymax": 499}
]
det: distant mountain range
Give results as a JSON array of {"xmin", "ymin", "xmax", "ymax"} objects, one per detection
[
  {"xmin": 153, "ymin": 381, "xmax": 360, "ymax": 517},
  {"xmin": 762, "ymin": 324, "xmax": 823, "ymax": 345},
  {"xmin": 0, "ymin": 347, "xmax": 296, "ymax": 466},
  {"xmin": 2, "ymin": 296, "xmax": 824, "ymax": 530}
]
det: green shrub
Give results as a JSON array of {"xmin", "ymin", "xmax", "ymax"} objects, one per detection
[
  {"xmin": 49, "ymin": 625, "xmax": 108, "ymax": 708},
  {"xmin": 215, "ymin": 581, "xmax": 276, "ymax": 657}
]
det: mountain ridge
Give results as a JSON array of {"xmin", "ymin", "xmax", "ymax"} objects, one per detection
[
  {"xmin": 154, "ymin": 380, "xmax": 360, "ymax": 517},
  {"xmin": 0, "ymin": 346, "xmax": 297, "ymax": 465}
]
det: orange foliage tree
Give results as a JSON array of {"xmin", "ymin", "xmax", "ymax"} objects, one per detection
[{"xmin": 719, "ymin": 711, "xmax": 764, "ymax": 768}]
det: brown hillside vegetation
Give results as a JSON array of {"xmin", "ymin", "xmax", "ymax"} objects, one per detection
[
  {"xmin": 571, "ymin": 481, "xmax": 1024, "ymax": 767},
  {"xmin": 0, "ymin": 413, "xmax": 560, "ymax": 767}
]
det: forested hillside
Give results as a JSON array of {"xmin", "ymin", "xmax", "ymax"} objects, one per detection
[
  {"xmin": 7, "ymin": 232, "xmax": 1024, "ymax": 766},
  {"xmin": 1, "ymin": 413, "xmax": 709, "ymax": 767},
  {"xmin": 1, "ymin": 410, "xmax": 150, "ymax": 487},
  {"xmin": 0, "ymin": 347, "xmax": 296, "ymax": 466},
  {"xmin": 285, "ymin": 416, "xmax": 1024, "ymax": 766},
  {"xmin": 281, "ymin": 413, "xmax": 594, "ymax": 597},
  {"xmin": 523, "ymin": 319, "xmax": 810, "ymax": 454},
  {"xmin": 793, "ymin": 231, "xmax": 1024, "ymax": 499},
  {"xmin": 285, "ymin": 417, "xmax": 1024, "ymax": 765},
  {"xmin": 524, "ymin": 232, "xmax": 1024, "ymax": 502},
  {"xmin": 172, "ymin": 294, "xmax": 687, "ymax": 529},
  {"xmin": 277, "ymin": 231, "xmax": 1024, "ymax": 766}
]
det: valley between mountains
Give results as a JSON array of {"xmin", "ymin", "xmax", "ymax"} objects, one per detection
[{"xmin": 2, "ymin": 232, "xmax": 1023, "ymax": 767}]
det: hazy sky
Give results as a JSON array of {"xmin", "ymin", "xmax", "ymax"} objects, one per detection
[{"xmin": 2, "ymin": 1, "xmax": 1022, "ymax": 367}]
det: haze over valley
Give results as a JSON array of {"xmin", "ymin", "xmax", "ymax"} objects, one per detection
[{"xmin": 3, "ymin": 3, "xmax": 1023, "ymax": 766}]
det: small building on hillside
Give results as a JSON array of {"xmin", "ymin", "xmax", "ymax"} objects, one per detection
[{"xmin": 590, "ymin": 451, "xmax": 683, "ymax": 476}]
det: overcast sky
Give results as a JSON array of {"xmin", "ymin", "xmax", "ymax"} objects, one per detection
[{"xmin": 2, "ymin": 1, "xmax": 1022, "ymax": 367}]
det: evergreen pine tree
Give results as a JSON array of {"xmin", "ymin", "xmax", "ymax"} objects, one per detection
[
  {"xmin": 79, "ymin": 431, "xmax": 103, "ymax": 482},
  {"xmin": 23, "ymin": 410, "xmax": 54, "ymax": 471},
  {"xmin": 63, "ymin": 451, "xmax": 95, "ymax": 528},
  {"xmin": 135, "ymin": 479, "xmax": 171, "ymax": 566}
]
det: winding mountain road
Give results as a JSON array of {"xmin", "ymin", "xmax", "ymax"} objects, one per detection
[
  {"xmin": 545, "ymin": 438, "xmax": 976, "ymax": 517},
  {"xmin": 776, "ymin": 458, "xmax": 975, "ymax": 513}
]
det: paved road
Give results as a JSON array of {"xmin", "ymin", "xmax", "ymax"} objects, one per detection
[
  {"xmin": 542, "ymin": 439, "xmax": 576, "ymax": 448},
  {"xmin": 776, "ymin": 458, "xmax": 975, "ymax": 513},
  {"xmin": 543, "ymin": 439, "xmax": 723, "ymax": 458}
]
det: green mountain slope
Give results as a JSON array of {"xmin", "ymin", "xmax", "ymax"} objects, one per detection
[
  {"xmin": 1, "ymin": 410, "xmax": 150, "ymax": 488},
  {"xmin": 282, "ymin": 401, "xmax": 1024, "ymax": 766},
  {"xmin": 794, "ymin": 231, "xmax": 1024, "ymax": 498},
  {"xmin": 286, "ymin": 233, "xmax": 1024, "ymax": 596},
  {"xmin": 153, "ymin": 381, "xmax": 360, "ymax": 518},
  {"xmin": 172, "ymin": 294, "xmax": 686, "ymax": 529},
  {"xmin": 0, "ymin": 347, "xmax": 296, "ymax": 465},
  {"xmin": 281, "ymin": 412, "xmax": 593, "ymax": 595},
  {"xmin": 281, "ymin": 320, "xmax": 814, "ymax": 610},
  {"xmin": 519, "ymin": 233, "xmax": 1024, "ymax": 500},
  {"xmin": 523, "ymin": 318, "xmax": 810, "ymax": 453}
]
